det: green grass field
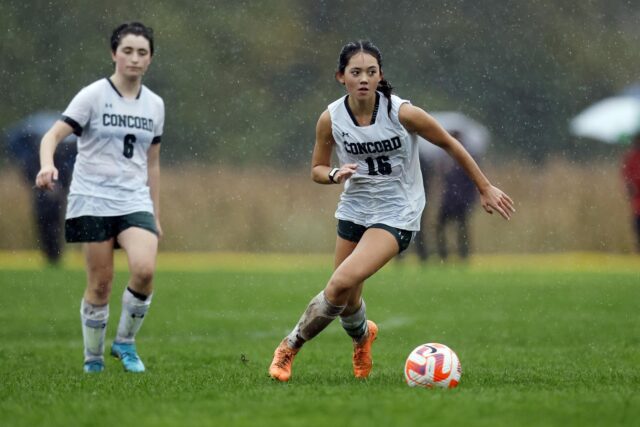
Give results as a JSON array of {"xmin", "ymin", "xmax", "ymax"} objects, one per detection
[{"xmin": 0, "ymin": 252, "xmax": 639, "ymax": 427}]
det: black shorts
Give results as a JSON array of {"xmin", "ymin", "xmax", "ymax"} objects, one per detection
[
  {"xmin": 337, "ymin": 219, "xmax": 413, "ymax": 253},
  {"xmin": 65, "ymin": 212, "xmax": 158, "ymax": 246}
]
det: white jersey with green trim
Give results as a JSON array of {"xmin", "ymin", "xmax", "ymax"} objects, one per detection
[
  {"xmin": 61, "ymin": 78, "xmax": 164, "ymax": 219},
  {"xmin": 328, "ymin": 92, "xmax": 425, "ymax": 231}
]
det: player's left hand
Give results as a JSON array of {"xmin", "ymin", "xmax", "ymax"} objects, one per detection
[
  {"xmin": 334, "ymin": 163, "xmax": 358, "ymax": 183},
  {"xmin": 480, "ymin": 185, "xmax": 515, "ymax": 220}
]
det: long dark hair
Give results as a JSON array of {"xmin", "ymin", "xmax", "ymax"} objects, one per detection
[
  {"xmin": 337, "ymin": 40, "xmax": 393, "ymax": 116},
  {"xmin": 110, "ymin": 22, "xmax": 155, "ymax": 56}
]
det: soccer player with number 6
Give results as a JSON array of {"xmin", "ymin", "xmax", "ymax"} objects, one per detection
[
  {"xmin": 269, "ymin": 40, "xmax": 515, "ymax": 382},
  {"xmin": 35, "ymin": 22, "xmax": 164, "ymax": 373}
]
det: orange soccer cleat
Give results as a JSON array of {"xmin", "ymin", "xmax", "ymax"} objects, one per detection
[
  {"xmin": 353, "ymin": 320, "xmax": 378, "ymax": 379},
  {"xmin": 269, "ymin": 339, "xmax": 299, "ymax": 382}
]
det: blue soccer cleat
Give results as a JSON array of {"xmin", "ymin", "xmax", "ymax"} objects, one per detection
[
  {"xmin": 110, "ymin": 342, "xmax": 145, "ymax": 373},
  {"xmin": 83, "ymin": 359, "xmax": 105, "ymax": 373}
]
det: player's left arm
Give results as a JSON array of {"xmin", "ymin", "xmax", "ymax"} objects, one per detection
[
  {"xmin": 147, "ymin": 143, "xmax": 163, "ymax": 238},
  {"xmin": 399, "ymin": 103, "xmax": 515, "ymax": 220}
]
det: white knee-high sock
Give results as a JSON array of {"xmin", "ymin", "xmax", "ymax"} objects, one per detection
[
  {"xmin": 340, "ymin": 299, "xmax": 369, "ymax": 343},
  {"xmin": 286, "ymin": 291, "xmax": 346, "ymax": 349},
  {"xmin": 80, "ymin": 299, "xmax": 109, "ymax": 362},
  {"xmin": 115, "ymin": 288, "xmax": 152, "ymax": 344}
]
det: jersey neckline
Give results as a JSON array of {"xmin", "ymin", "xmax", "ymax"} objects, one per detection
[
  {"xmin": 344, "ymin": 92, "xmax": 380, "ymax": 127},
  {"xmin": 106, "ymin": 77, "xmax": 142, "ymax": 100}
]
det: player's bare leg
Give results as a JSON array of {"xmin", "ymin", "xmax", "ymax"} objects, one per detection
[
  {"xmin": 334, "ymin": 234, "xmax": 368, "ymax": 318},
  {"xmin": 269, "ymin": 290, "xmax": 345, "ymax": 381},
  {"xmin": 81, "ymin": 239, "xmax": 115, "ymax": 372},
  {"xmin": 110, "ymin": 227, "xmax": 158, "ymax": 373},
  {"xmin": 328, "ymin": 229, "xmax": 399, "ymax": 378},
  {"xmin": 270, "ymin": 229, "xmax": 398, "ymax": 381},
  {"xmin": 333, "ymin": 238, "xmax": 377, "ymax": 377},
  {"xmin": 324, "ymin": 228, "xmax": 398, "ymax": 305},
  {"xmin": 270, "ymin": 237, "xmax": 357, "ymax": 381}
]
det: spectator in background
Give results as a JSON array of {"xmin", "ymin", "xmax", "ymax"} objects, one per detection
[
  {"xmin": 622, "ymin": 133, "xmax": 640, "ymax": 252},
  {"xmin": 435, "ymin": 131, "xmax": 478, "ymax": 261},
  {"xmin": 412, "ymin": 142, "xmax": 435, "ymax": 262},
  {"xmin": 3, "ymin": 112, "xmax": 77, "ymax": 265}
]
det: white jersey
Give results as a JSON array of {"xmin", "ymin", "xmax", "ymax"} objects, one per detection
[
  {"xmin": 62, "ymin": 78, "xmax": 164, "ymax": 218},
  {"xmin": 329, "ymin": 92, "xmax": 425, "ymax": 231}
]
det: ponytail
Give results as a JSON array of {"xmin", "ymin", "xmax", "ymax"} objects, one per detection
[{"xmin": 377, "ymin": 79, "xmax": 393, "ymax": 116}]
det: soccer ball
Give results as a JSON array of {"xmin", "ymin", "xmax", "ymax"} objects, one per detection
[{"xmin": 404, "ymin": 343, "xmax": 462, "ymax": 388}]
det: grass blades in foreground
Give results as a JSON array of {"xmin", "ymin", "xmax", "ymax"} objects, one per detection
[{"xmin": 0, "ymin": 255, "xmax": 639, "ymax": 427}]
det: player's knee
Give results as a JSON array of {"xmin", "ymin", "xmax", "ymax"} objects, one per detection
[
  {"xmin": 327, "ymin": 272, "xmax": 358, "ymax": 298},
  {"xmin": 87, "ymin": 263, "xmax": 112, "ymax": 287},
  {"xmin": 131, "ymin": 262, "xmax": 155, "ymax": 285}
]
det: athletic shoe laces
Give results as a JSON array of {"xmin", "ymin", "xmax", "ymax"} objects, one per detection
[{"xmin": 274, "ymin": 348, "xmax": 294, "ymax": 369}]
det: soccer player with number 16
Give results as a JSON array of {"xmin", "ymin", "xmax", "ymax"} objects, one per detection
[{"xmin": 269, "ymin": 40, "xmax": 515, "ymax": 382}]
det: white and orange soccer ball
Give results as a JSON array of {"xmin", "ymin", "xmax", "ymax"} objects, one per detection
[{"xmin": 404, "ymin": 343, "xmax": 462, "ymax": 388}]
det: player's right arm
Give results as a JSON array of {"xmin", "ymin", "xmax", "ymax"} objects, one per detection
[
  {"xmin": 36, "ymin": 120, "xmax": 74, "ymax": 190},
  {"xmin": 310, "ymin": 110, "xmax": 356, "ymax": 184}
]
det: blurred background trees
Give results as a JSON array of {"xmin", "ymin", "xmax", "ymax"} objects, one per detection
[
  {"xmin": 2, "ymin": 0, "xmax": 640, "ymax": 253},
  {"xmin": 2, "ymin": 0, "xmax": 639, "ymax": 166}
]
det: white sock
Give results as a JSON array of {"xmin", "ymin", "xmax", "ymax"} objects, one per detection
[
  {"xmin": 115, "ymin": 288, "xmax": 152, "ymax": 344},
  {"xmin": 286, "ymin": 291, "xmax": 346, "ymax": 349},
  {"xmin": 340, "ymin": 299, "xmax": 369, "ymax": 343},
  {"xmin": 80, "ymin": 299, "xmax": 109, "ymax": 362}
]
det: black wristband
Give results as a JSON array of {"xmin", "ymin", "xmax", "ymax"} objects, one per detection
[{"xmin": 328, "ymin": 167, "xmax": 340, "ymax": 184}]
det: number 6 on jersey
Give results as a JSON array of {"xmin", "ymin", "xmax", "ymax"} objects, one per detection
[{"xmin": 123, "ymin": 133, "xmax": 136, "ymax": 158}]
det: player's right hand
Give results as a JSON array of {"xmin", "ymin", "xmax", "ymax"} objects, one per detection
[{"xmin": 35, "ymin": 166, "xmax": 59, "ymax": 191}]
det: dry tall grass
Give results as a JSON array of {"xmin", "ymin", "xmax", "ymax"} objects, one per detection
[
  {"xmin": 0, "ymin": 158, "xmax": 635, "ymax": 253},
  {"xmin": 444, "ymin": 158, "xmax": 633, "ymax": 254}
]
